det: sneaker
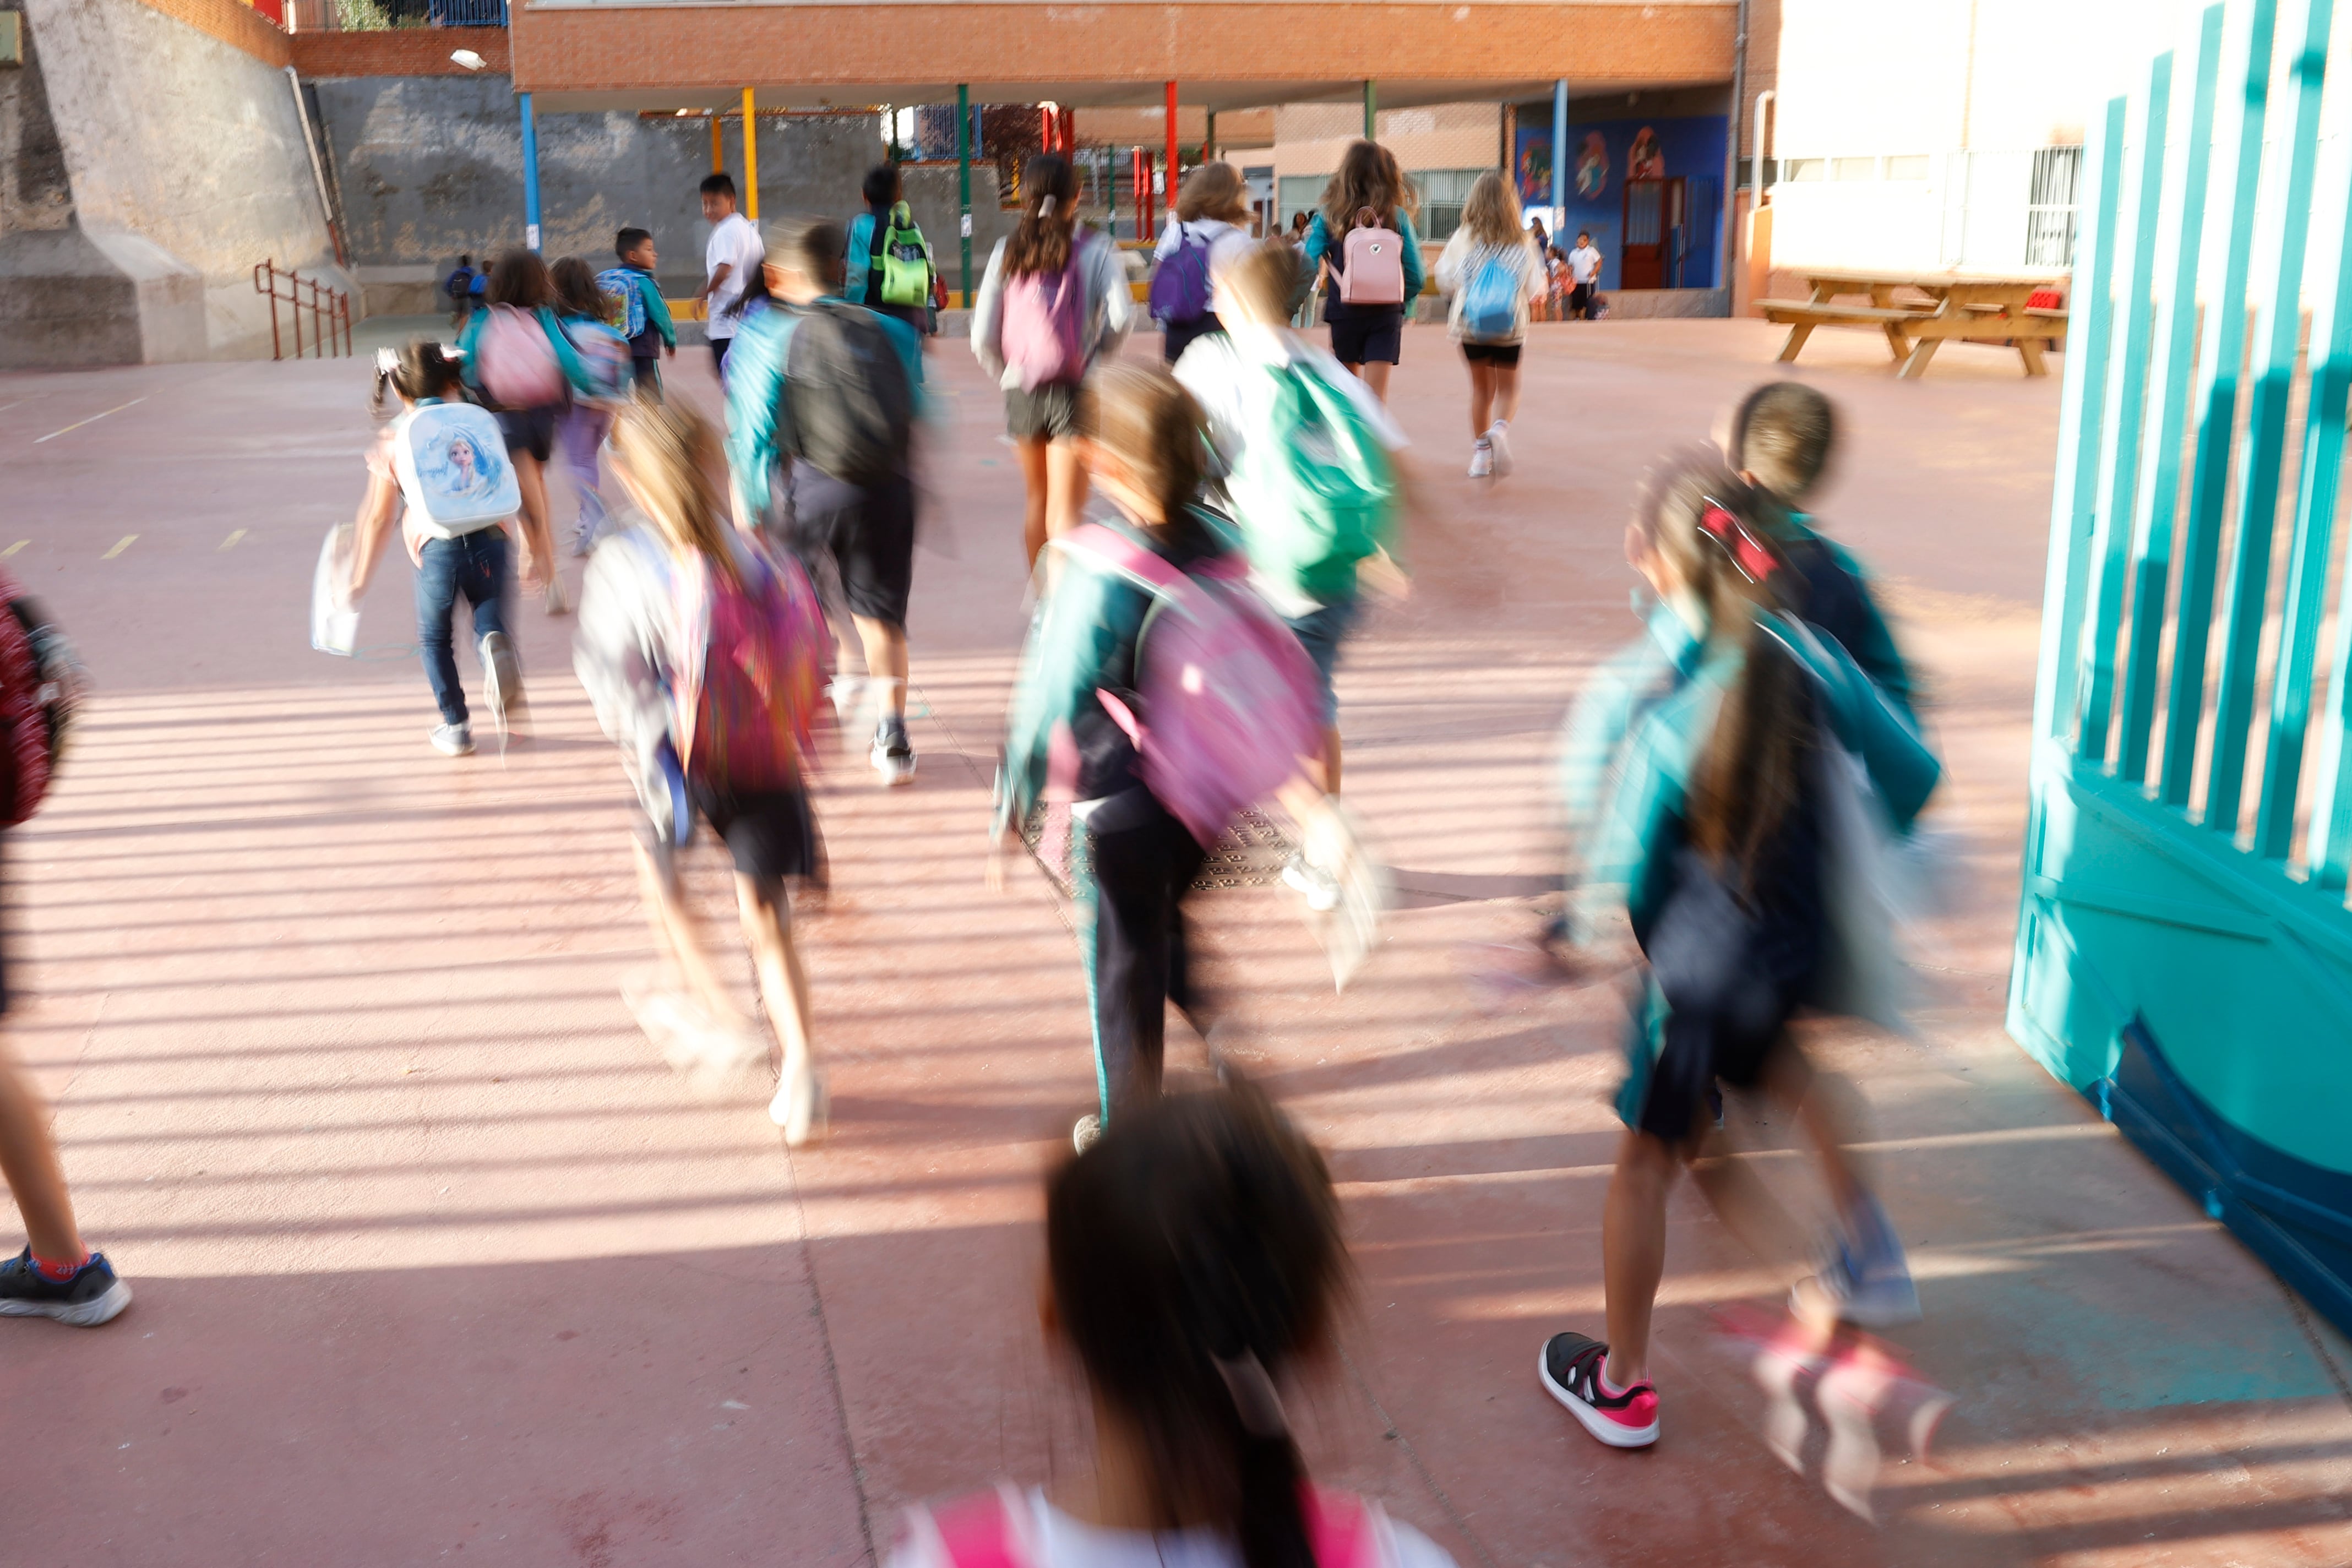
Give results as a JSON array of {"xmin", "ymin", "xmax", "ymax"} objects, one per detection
[
  {"xmin": 1280, "ymin": 852, "xmax": 1342, "ymax": 914},
  {"xmin": 0, "ymin": 1247, "xmax": 132, "ymax": 1327},
  {"xmin": 767, "ymin": 1064, "xmax": 830, "ymax": 1148},
  {"xmin": 429, "ymin": 721, "xmax": 474, "ymax": 758},
  {"xmin": 1072, "ymin": 1113, "xmax": 1103, "ymax": 1153},
  {"xmin": 480, "ymin": 631, "xmax": 522, "ymax": 741},
  {"xmin": 1468, "ymin": 439, "xmax": 1494, "ymax": 479},
  {"xmin": 1538, "ymin": 1331, "xmax": 1658, "ymax": 1448},
  {"xmin": 1487, "ymin": 421, "xmax": 1515, "ymax": 477},
  {"xmin": 1794, "ymin": 1239, "xmax": 1921, "ymax": 1328},
  {"xmin": 872, "ymin": 717, "xmax": 916, "ymax": 786},
  {"xmin": 827, "ymin": 676, "xmax": 866, "ymax": 725}
]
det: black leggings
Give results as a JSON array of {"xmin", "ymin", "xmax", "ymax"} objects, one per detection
[{"xmin": 1078, "ymin": 790, "xmax": 1210, "ymax": 1121}]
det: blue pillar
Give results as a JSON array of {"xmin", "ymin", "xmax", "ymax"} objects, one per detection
[
  {"xmin": 520, "ymin": 90, "xmax": 542, "ymax": 252},
  {"xmin": 1549, "ymin": 79, "xmax": 1569, "ymax": 233}
]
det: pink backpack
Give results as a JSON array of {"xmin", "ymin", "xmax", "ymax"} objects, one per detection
[
  {"xmin": 673, "ymin": 542, "xmax": 830, "ymax": 791},
  {"xmin": 1062, "ymin": 523, "xmax": 1324, "ymax": 848},
  {"xmin": 1337, "ymin": 209, "xmax": 1406, "ymax": 306},
  {"xmin": 925, "ymin": 1484, "xmax": 1385, "ymax": 1567},
  {"xmin": 476, "ymin": 302, "xmax": 565, "ymax": 409},
  {"xmin": 999, "ymin": 233, "xmax": 1093, "ymax": 391}
]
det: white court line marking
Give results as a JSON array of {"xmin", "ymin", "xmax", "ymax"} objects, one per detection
[
  {"xmin": 102, "ymin": 535, "xmax": 137, "ymax": 560},
  {"xmin": 218, "ymin": 529, "xmax": 247, "ymax": 551},
  {"xmin": 35, "ymin": 396, "xmax": 146, "ymax": 444},
  {"xmin": 0, "ymin": 401, "xmax": 24, "ymax": 416},
  {"xmin": 1, "ymin": 542, "xmax": 24, "ymax": 559}
]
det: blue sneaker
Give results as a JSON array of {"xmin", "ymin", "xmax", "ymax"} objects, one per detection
[
  {"xmin": 0, "ymin": 1247, "xmax": 132, "ymax": 1327},
  {"xmin": 1795, "ymin": 1195, "xmax": 1919, "ymax": 1327}
]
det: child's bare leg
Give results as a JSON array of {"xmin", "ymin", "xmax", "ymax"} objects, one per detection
[
  {"xmin": 1468, "ymin": 361, "xmax": 1496, "ymax": 434},
  {"xmin": 1016, "ymin": 437, "xmax": 1052, "ymax": 567},
  {"xmin": 1600, "ymin": 1127, "xmax": 1678, "ymax": 1385},
  {"xmin": 0, "ymin": 1038, "xmax": 85, "ymax": 1262},
  {"xmin": 631, "ymin": 839, "xmax": 734, "ymax": 1021},
  {"xmin": 1493, "ymin": 362, "xmax": 1523, "ymax": 424},
  {"xmin": 738, "ymin": 876, "xmax": 821, "ymax": 1140}
]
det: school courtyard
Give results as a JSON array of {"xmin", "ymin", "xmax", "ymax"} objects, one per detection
[{"xmin": 3, "ymin": 318, "xmax": 2348, "ymax": 1566}]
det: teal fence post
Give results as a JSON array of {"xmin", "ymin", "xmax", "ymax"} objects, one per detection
[
  {"xmin": 520, "ymin": 91, "xmax": 541, "ymax": 252},
  {"xmin": 1550, "ymin": 79, "xmax": 1569, "ymax": 228},
  {"xmin": 2117, "ymin": 6, "xmax": 2225, "ymax": 783},
  {"xmin": 2204, "ymin": 0, "xmax": 2332, "ymax": 835},
  {"xmin": 2162, "ymin": 0, "xmax": 2280, "ymax": 808}
]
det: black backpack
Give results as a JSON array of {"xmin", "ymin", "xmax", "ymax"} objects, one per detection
[{"xmin": 777, "ymin": 299, "xmax": 915, "ymax": 488}]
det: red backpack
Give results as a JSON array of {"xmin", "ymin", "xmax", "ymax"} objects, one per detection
[
  {"xmin": 922, "ymin": 1483, "xmax": 1387, "ymax": 1567},
  {"xmin": 673, "ymin": 543, "xmax": 829, "ymax": 791},
  {"xmin": 0, "ymin": 573, "xmax": 80, "ymax": 825}
]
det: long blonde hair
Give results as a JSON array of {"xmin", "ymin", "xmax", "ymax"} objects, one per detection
[
  {"xmin": 608, "ymin": 398, "xmax": 742, "ymax": 586},
  {"xmin": 1460, "ymin": 170, "xmax": 1526, "ymax": 249},
  {"xmin": 1320, "ymin": 140, "xmax": 1416, "ymax": 233},
  {"xmin": 1176, "ymin": 162, "xmax": 1251, "ymax": 225}
]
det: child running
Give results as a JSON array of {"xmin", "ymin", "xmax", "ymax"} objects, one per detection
[
  {"xmin": 1151, "ymin": 161, "xmax": 1257, "ymax": 364},
  {"xmin": 995, "ymin": 364, "xmax": 1322, "ymax": 1150},
  {"xmin": 454, "ymin": 248, "xmax": 600, "ymax": 612},
  {"xmin": 575, "ymin": 397, "xmax": 831, "ymax": 1144},
  {"xmin": 973, "ymin": 154, "xmax": 1134, "ymax": 567},
  {"xmin": 1173, "ymin": 238, "xmax": 1406, "ymax": 901},
  {"xmin": 726, "ymin": 215, "xmax": 924, "ymax": 786},
  {"xmin": 887, "ymin": 1082, "xmax": 1458, "ymax": 1568},
  {"xmin": 549, "ymin": 256, "xmax": 633, "ymax": 557},
  {"xmin": 1300, "ymin": 141, "xmax": 1424, "ymax": 402},
  {"xmin": 1537, "ymin": 450, "xmax": 1934, "ymax": 1451},
  {"xmin": 598, "ymin": 227, "xmax": 677, "ymax": 398},
  {"xmin": 1433, "ymin": 171, "xmax": 1547, "ymax": 478},
  {"xmin": 347, "ymin": 341, "xmax": 525, "ymax": 758}
]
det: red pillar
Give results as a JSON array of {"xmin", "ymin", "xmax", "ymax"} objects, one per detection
[
  {"xmin": 1164, "ymin": 81, "xmax": 1180, "ymax": 210},
  {"xmin": 1040, "ymin": 104, "xmax": 1054, "ymax": 154}
]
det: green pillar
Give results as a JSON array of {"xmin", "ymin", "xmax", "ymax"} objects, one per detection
[
  {"xmin": 957, "ymin": 83, "xmax": 973, "ymax": 306},
  {"xmin": 1363, "ymin": 80, "xmax": 1377, "ymax": 140}
]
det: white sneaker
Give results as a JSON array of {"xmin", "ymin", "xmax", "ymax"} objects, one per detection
[
  {"xmin": 870, "ymin": 717, "xmax": 916, "ymax": 786},
  {"xmin": 480, "ymin": 631, "xmax": 523, "ymax": 742},
  {"xmin": 1281, "ymin": 852, "xmax": 1342, "ymax": 914},
  {"xmin": 1487, "ymin": 421, "xmax": 1515, "ymax": 477},
  {"xmin": 1468, "ymin": 440, "xmax": 1494, "ymax": 479},
  {"xmin": 429, "ymin": 722, "xmax": 473, "ymax": 758}
]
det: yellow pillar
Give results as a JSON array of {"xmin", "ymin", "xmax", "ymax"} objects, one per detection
[{"xmin": 741, "ymin": 88, "xmax": 759, "ymax": 219}]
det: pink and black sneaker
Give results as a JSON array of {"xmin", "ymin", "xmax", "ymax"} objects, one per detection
[{"xmin": 1539, "ymin": 1331, "xmax": 1658, "ymax": 1448}]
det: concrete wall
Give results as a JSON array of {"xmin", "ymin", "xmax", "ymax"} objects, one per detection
[
  {"xmin": 313, "ymin": 77, "xmax": 1011, "ymax": 314},
  {"xmin": 19, "ymin": 0, "xmax": 347, "ymax": 357}
]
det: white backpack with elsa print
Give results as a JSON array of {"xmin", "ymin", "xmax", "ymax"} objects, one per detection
[{"xmin": 391, "ymin": 401, "xmax": 520, "ymax": 536}]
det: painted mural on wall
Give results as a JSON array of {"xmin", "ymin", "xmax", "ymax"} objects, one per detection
[{"xmin": 1514, "ymin": 114, "xmax": 1727, "ymax": 290}]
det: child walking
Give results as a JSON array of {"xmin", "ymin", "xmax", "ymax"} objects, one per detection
[
  {"xmin": 575, "ymin": 397, "xmax": 832, "ymax": 1144},
  {"xmin": 347, "ymin": 341, "xmax": 526, "ymax": 758},
  {"xmin": 973, "ymin": 154, "xmax": 1134, "ymax": 567},
  {"xmin": 888, "ymin": 1082, "xmax": 1459, "ymax": 1568},
  {"xmin": 598, "ymin": 227, "xmax": 677, "ymax": 398},
  {"xmin": 1299, "ymin": 141, "xmax": 1424, "ymax": 402},
  {"xmin": 549, "ymin": 257, "xmax": 633, "ymax": 557},
  {"xmin": 1537, "ymin": 451, "xmax": 1935, "ymax": 1451},
  {"xmin": 1433, "ymin": 171, "xmax": 1547, "ymax": 478}
]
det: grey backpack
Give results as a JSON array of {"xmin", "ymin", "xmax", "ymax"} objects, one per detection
[{"xmin": 776, "ymin": 300, "xmax": 914, "ymax": 488}]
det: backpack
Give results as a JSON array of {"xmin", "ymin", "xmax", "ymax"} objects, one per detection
[
  {"xmin": 475, "ymin": 302, "xmax": 565, "ymax": 409},
  {"xmin": 562, "ymin": 316, "xmax": 633, "ymax": 401},
  {"xmin": 0, "ymin": 573, "xmax": 81, "ymax": 826},
  {"xmin": 1460, "ymin": 246, "xmax": 1525, "ymax": 342},
  {"xmin": 1337, "ymin": 209, "xmax": 1406, "ymax": 306},
  {"xmin": 676, "ymin": 543, "xmax": 830, "ymax": 792},
  {"xmin": 443, "ymin": 267, "xmax": 474, "ymax": 303},
  {"xmin": 774, "ymin": 300, "xmax": 917, "ymax": 487},
  {"xmin": 1147, "ymin": 221, "xmax": 1215, "ymax": 326},
  {"xmin": 999, "ymin": 233, "xmax": 1092, "ymax": 391},
  {"xmin": 390, "ymin": 401, "xmax": 522, "ymax": 533},
  {"xmin": 1246, "ymin": 362, "xmax": 1398, "ymax": 605},
  {"xmin": 595, "ymin": 266, "xmax": 649, "ymax": 340},
  {"xmin": 1060, "ymin": 522, "xmax": 1323, "ymax": 848},
  {"xmin": 924, "ymin": 1483, "xmax": 1389, "ymax": 1568},
  {"xmin": 875, "ymin": 202, "xmax": 933, "ymax": 310}
]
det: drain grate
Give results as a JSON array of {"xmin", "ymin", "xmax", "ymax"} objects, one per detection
[{"xmin": 1021, "ymin": 804, "xmax": 1296, "ymax": 899}]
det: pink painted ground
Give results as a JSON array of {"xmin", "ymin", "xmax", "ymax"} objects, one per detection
[{"xmin": 1, "ymin": 320, "xmax": 2348, "ymax": 1567}]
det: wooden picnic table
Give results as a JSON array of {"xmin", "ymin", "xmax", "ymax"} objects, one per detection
[{"xmin": 1759, "ymin": 268, "xmax": 2070, "ymax": 378}]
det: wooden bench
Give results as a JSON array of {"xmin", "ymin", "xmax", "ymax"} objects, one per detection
[
  {"xmin": 1757, "ymin": 299, "xmax": 1930, "ymax": 366},
  {"xmin": 1760, "ymin": 269, "xmax": 2071, "ymax": 378}
]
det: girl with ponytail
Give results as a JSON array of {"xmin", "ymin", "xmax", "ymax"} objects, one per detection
[
  {"xmin": 1535, "ymin": 448, "xmax": 1929, "ymax": 1453},
  {"xmin": 888, "ymin": 1082, "xmax": 1458, "ymax": 1568}
]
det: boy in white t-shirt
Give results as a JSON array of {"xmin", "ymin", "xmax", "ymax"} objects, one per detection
[
  {"xmin": 697, "ymin": 172, "xmax": 765, "ymax": 377},
  {"xmin": 1567, "ymin": 231, "xmax": 1603, "ymax": 320}
]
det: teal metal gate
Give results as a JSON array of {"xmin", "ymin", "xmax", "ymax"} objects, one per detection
[{"xmin": 2011, "ymin": 0, "xmax": 2352, "ymax": 1333}]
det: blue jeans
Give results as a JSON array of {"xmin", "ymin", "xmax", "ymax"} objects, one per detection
[
  {"xmin": 414, "ymin": 529, "xmax": 510, "ymax": 726},
  {"xmin": 1286, "ymin": 595, "xmax": 1360, "ymax": 726}
]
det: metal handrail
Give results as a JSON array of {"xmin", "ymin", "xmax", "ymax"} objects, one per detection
[{"xmin": 252, "ymin": 259, "xmax": 353, "ymax": 360}]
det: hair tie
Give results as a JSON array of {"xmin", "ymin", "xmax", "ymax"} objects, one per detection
[
  {"xmin": 1213, "ymin": 1351, "xmax": 1289, "ymax": 1439},
  {"xmin": 1697, "ymin": 497, "xmax": 1776, "ymax": 585},
  {"xmin": 1039, "ymin": 195, "xmax": 1058, "ymax": 220}
]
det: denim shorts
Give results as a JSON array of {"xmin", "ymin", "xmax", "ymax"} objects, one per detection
[{"xmin": 1286, "ymin": 596, "xmax": 1360, "ymax": 726}]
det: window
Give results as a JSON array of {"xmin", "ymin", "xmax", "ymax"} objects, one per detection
[
  {"xmin": 1782, "ymin": 158, "xmax": 1826, "ymax": 183},
  {"xmin": 1886, "ymin": 155, "xmax": 1930, "ymax": 181},
  {"xmin": 1833, "ymin": 157, "xmax": 1877, "ymax": 181},
  {"xmin": 1409, "ymin": 169, "xmax": 1488, "ymax": 241},
  {"xmin": 2027, "ymin": 145, "xmax": 2085, "ymax": 266}
]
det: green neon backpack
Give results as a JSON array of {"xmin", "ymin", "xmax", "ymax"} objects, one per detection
[
  {"xmin": 875, "ymin": 202, "xmax": 932, "ymax": 309},
  {"xmin": 1248, "ymin": 362, "xmax": 1398, "ymax": 605}
]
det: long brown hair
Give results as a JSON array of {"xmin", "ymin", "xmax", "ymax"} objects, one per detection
[
  {"xmin": 549, "ymin": 255, "xmax": 612, "ymax": 319},
  {"xmin": 1176, "ymin": 161, "xmax": 1251, "ymax": 225},
  {"xmin": 1077, "ymin": 362, "xmax": 1212, "ymax": 537},
  {"xmin": 370, "ymin": 338, "xmax": 464, "ymax": 416},
  {"xmin": 608, "ymin": 398, "xmax": 742, "ymax": 587},
  {"xmin": 1046, "ymin": 1084, "xmax": 1348, "ymax": 1568},
  {"xmin": 1319, "ymin": 139, "xmax": 1416, "ymax": 233},
  {"xmin": 1003, "ymin": 154, "xmax": 1081, "ymax": 279},
  {"xmin": 1632, "ymin": 449, "xmax": 1812, "ymax": 890},
  {"xmin": 484, "ymin": 248, "xmax": 554, "ymax": 309}
]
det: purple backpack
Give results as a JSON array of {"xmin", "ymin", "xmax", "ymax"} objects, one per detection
[
  {"xmin": 1147, "ymin": 222, "xmax": 1215, "ymax": 326},
  {"xmin": 1063, "ymin": 523, "xmax": 1324, "ymax": 847},
  {"xmin": 999, "ymin": 232, "xmax": 1093, "ymax": 391}
]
